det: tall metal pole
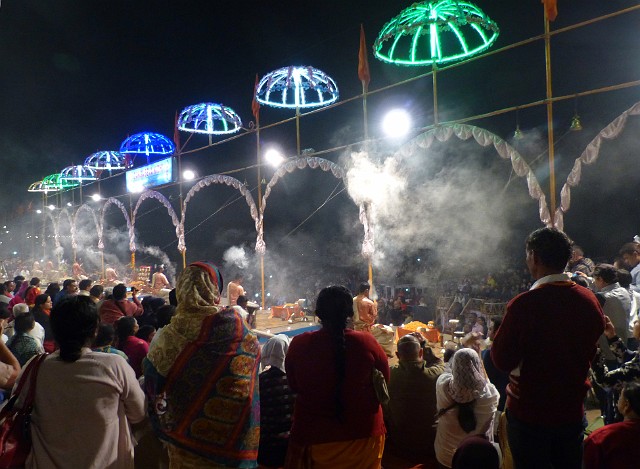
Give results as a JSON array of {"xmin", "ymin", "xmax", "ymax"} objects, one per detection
[
  {"xmin": 256, "ymin": 114, "xmax": 265, "ymax": 310},
  {"xmin": 295, "ymin": 106, "xmax": 301, "ymax": 156},
  {"xmin": 544, "ymin": 13, "xmax": 557, "ymax": 226},
  {"xmin": 432, "ymin": 63, "xmax": 439, "ymax": 125},
  {"xmin": 177, "ymin": 152, "xmax": 186, "ymax": 270},
  {"xmin": 362, "ymin": 80, "xmax": 374, "ymax": 290}
]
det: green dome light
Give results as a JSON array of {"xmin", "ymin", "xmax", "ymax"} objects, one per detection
[{"xmin": 374, "ymin": 0, "xmax": 499, "ymax": 66}]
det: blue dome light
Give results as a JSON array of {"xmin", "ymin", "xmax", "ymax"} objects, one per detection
[
  {"xmin": 60, "ymin": 165, "xmax": 98, "ymax": 183},
  {"xmin": 178, "ymin": 103, "xmax": 243, "ymax": 135},
  {"xmin": 84, "ymin": 151, "xmax": 127, "ymax": 171},
  {"xmin": 119, "ymin": 132, "xmax": 175, "ymax": 165}
]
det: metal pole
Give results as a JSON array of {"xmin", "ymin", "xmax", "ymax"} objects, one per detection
[
  {"xmin": 362, "ymin": 80, "xmax": 374, "ymax": 291},
  {"xmin": 256, "ymin": 113, "xmax": 266, "ymax": 310},
  {"xmin": 544, "ymin": 13, "xmax": 557, "ymax": 226},
  {"xmin": 295, "ymin": 106, "xmax": 301, "ymax": 156},
  {"xmin": 432, "ymin": 63, "xmax": 439, "ymax": 125}
]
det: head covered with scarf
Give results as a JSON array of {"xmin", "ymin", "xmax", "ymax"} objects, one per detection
[
  {"xmin": 261, "ymin": 334, "xmax": 290, "ymax": 372},
  {"xmin": 146, "ymin": 261, "xmax": 224, "ymax": 376},
  {"xmin": 448, "ymin": 348, "xmax": 487, "ymax": 404},
  {"xmin": 143, "ymin": 261, "xmax": 260, "ymax": 466}
]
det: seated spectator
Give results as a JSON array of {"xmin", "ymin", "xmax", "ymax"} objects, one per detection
[
  {"xmin": 77, "ymin": 278, "xmax": 92, "ymax": 297},
  {"xmin": 89, "ymin": 284, "xmax": 104, "ymax": 305},
  {"xmin": 451, "ymin": 434, "xmax": 500, "ymax": 469},
  {"xmin": 99, "ymin": 284, "xmax": 142, "ymax": 325},
  {"xmin": 258, "ymin": 334, "xmax": 295, "ymax": 468},
  {"xmin": 0, "ymin": 315, "xmax": 19, "ymax": 393},
  {"xmin": 0, "ymin": 284, "xmax": 11, "ymax": 305},
  {"xmin": 139, "ymin": 296, "xmax": 165, "ymax": 328},
  {"xmin": 31, "ymin": 294, "xmax": 55, "ymax": 353},
  {"xmin": 384, "ymin": 333, "xmax": 444, "ymax": 464},
  {"xmin": 24, "ymin": 295, "xmax": 145, "ymax": 467},
  {"xmin": 8, "ymin": 303, "xmax": 45, "ymax": 350},
  {"xmin": 115, "ymin": 317, "xmax": 148, "ymax": 377},
  {"xmin": 43, "ymin": 282, "xmax": 60, "ymax": 303},
  {"xmin": 24, "ymin": 277, "xmax": 42, "ymax": 308},
  {"xmin": 136, "ymin": 325, "xmax": 156, "ymax": 344},
  {"xmin": 583, "ymin": 382, "xmax": 640, "ymax": 468},
  {"xmin": 7, "ymin": 312, "xmax": 42, "ymax": 366},
  {"xmin": 482, "ymin": 318, "xmax": 509, "ymax": 413},
  {"xmin": 92, "ymin": 324, "xmax": 128, "ymax": 361},
  {"xmin": 435, "ymin": 348, "xmax": 499, "ymax": 468}
]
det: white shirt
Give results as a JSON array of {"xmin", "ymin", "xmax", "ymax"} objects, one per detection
[{"xmin": 530, "ymin": 272, "xmax": 571, "ymax": 290}]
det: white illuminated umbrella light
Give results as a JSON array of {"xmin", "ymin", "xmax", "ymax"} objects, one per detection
[{"xmin": 382, "ymin": 109, "xmax": 412, "ymax": 138}]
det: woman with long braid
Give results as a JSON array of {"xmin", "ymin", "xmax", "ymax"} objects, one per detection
[{"xmin": 284, "ymin": 285, "xmax": 389, "ymax": 469}]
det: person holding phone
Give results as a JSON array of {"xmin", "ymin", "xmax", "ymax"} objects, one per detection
[{"xmin": 98, "ymin": 283, "xmax": 143, "ymax": 325}]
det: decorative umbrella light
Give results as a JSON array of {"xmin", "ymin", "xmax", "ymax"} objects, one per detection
[
  {"xmin": 119, "ymin": 132, "xmax": 175, "ymax": 165},
  {"xmin": 374, "ymin": 0, "xmax": 500, "ymax": 66},
  {"xmin": 255, "ymin": 66, "xmax": 339, "ymax": 109},
  {"xmin": 41, "ymin": 173, "xmax": 79, "ymax": 191},
  {"xmin": 60, "ymin": 165, "xmax": 98, "ymax": 184},
  {"xmin": 84, "ymin": 151, "xmax": 128, "ymax": 171},
  {"xmin": 178, "ymin": 102, "xmax": 243, "ymax": 135},
  {"xmin": 28, "ymin": 181, "xmax": 51, "ymax": 193}
]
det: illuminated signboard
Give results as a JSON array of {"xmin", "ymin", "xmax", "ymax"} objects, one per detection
[{"xmin": 125, "ymin": 156, "xmax": 176, "ymax": 193}]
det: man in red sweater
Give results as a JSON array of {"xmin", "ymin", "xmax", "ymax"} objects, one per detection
[
  {"xmin": 491, "ymin": 228, "xmax": 604, "ymax": 469},
  {"xmin": 99, "ymin": 283, "xmax": 143, "ymax": 325}
]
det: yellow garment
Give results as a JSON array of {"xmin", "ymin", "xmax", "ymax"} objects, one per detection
[
  {"xmin": 146, "ymin": 265, "xmax": 221, "ymax": 376},
  {"xmin": 284, "ymin": 435, "xmax": 384, "ymax": 469},
  {"xmin": 498, "ymin": 412, "xmax": 514, "ymax": 469}
]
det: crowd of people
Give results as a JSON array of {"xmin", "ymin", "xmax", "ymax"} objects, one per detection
[{"xmin": 0, "ymin": 227, "xmax": 638, "ymax": 468}]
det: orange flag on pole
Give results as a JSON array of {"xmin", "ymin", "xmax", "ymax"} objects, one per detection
[
  {"xmin": 358, "ymin": 24, "xmax": 370, "ymax": 90},
  {"xmin": 542, "ymin": 0, "xmax": 558, "ymax": 21},
  {"xmin": 173, "ymin": 111, "xmax": 181, "ymax": 153},
  {"xmin": 251, "ymin": 74, "xmax": 260, "ymax": 121}
]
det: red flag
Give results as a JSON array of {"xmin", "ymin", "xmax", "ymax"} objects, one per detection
[
  {"xmin": 251, "ymin": 74, "xmax": 260, "ymax": 121},
  {"xmin": 358, "ymin": 24, "xmax": 370, "ymax": 90},
  {"xmin": 542, "ymin": 0, "xmax": 558, "ymax": 21},
  {"xmin": 173, "ymin": 111, "xmax": 181, "ymax": 153}
]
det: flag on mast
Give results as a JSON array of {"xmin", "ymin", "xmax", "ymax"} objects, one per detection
[
  {"xmin": 251, "ymin": 74, "xmax": 260, "ymax": 121},
  {"xmin": 358, "ymin": 24, "xmax": 371, "ymax": 90},
  {"xmin": 542, "ymin": 0, "xmax": 558, "ymax": 21}
]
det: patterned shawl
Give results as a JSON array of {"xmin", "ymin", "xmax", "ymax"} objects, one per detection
[
  {"xmin": 144, "ymin": 262, "xmax": 261, "ymax": 467},
  {"xmin": 448, "ymin": 348, "xmax": 487, "ymax": 404}
]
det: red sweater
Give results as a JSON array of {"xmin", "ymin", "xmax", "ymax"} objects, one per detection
[
  {"xmin": 583, "ymin": 419, "xmax": 640, "ymax": 469},
  {"xmin": 285, "ymin": 328, "xmax": 389, "ymax": 445},
  {"xmin": 99, "ymin": 298, "xmax": 143, "ymax": 325},
  {"xmin": 491, "ymin": 282, "xmax": 604, "ymax": 425}
]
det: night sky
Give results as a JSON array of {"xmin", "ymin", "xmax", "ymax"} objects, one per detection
[{"xmin": 0, "ymin": 1, "xmax": 639, "ymax": 289}]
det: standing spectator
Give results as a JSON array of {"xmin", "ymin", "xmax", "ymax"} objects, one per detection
[
  {"xmin": 25, "ymin": 295, "xmax": 145, "ymax": 468},
  {"xmin": 491, "ymin": 228, "xmax": 604, "ymax": 469},
  {"xmin": 258, "ymin": 335, "xmax": 295, "ymax": 468},
  {"xmin": 99, "ymin": 284, "xmax": 142, "ymax": 325},
  {"xmin": 89, "ymin": 284, "xmax": 104, "ymax": 305},
  {"xmin": 385, "ymin": 333, "xmax": 444, "ymax": 465},
  {"xmin": 115, "ymin": 317, "xmax": 148, "ymax": 378},
  {"xmin": 620, "ymin": 242, "xmax": 640, "ymax": 293},
  {"xmin": 24, "ymin": 277, "xmax": 42, "ymax": 307},
  {"xmin": 144, "ymin": 261, "xmax": 260, "ymax": 468},
  {"xmin": 567, "ymin": 245, "xmax": 595, "ymax": 276},
  {"xmin": 43, "ymin": 282, "xmax": 60, "ymax": 303},
  {"xmin": 435, "ymin": 348, "xmax": 499, "ymax": 468},
  {"xmin": 583, "ymin": 382, "xmax": 640, "ymax": 469},
  {"xmin": 285, "ymin": 285, "xmax": 389, "ymax": 468}
]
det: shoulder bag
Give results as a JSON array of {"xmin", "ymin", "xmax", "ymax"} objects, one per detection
[{"xmin": 0, "ymin": 353, "xmax": 47, "ymax": 469}]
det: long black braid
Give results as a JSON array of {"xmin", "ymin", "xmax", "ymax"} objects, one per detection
[{"xmin": 315, "ymin": 285, "xmax": 354, "ymax": 422}]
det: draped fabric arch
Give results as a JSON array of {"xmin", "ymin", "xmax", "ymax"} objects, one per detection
[
  {"xmin": 394, "ymin": 123, "xmax": 551, "ymax": 226},
  {"xmin": 180, "ymin": 174, "xmax": 259, "ymax": 254},
  {"xmin": 71, "ymin": 204, "xmax": 100, "ymax": 250},
  {"xmin": 55, "ymin": 209, "xmax": 74, "ymax": 251},
  {"xmin": 556, "ymin": 101, "xmax": 640, "ymax": 231},
  {"xmin": 99, "ymin": 198, "xmax": 132, "ymax": 251},
  {"xmin": 131, "ymin": 190, "xmax": 180, "ymax": 253},
  {"xmin": 259, "ymin": 156, "xmax": 373, "ymax": 259}
]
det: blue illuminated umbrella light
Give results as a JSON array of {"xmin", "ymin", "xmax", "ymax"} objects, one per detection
[
  {"xmin": 178, "ymin": 103, "xmax": 243, "ymax": 135},
  {"xmin": 84, "ymin": 151, "xmax": 127, "ymax": 171},
  {"xmin": 60, "ymin": 165, "xmax": 98, "ymax": 184},
  {"xmin": 256, "ymin": 66, "xmax": 339, "ymax": 109},
  {"xmin": 120, "ymin": 132, "xmax": 175, "ymax": 157}
]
